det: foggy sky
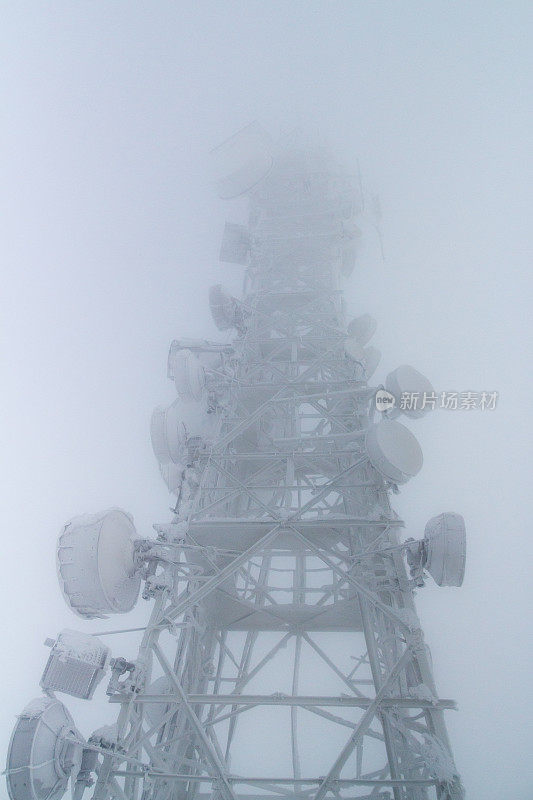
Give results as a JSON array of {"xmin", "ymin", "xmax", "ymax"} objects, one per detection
[{"xmin": 1, "ymin": 3, "xmax": 532, "ymax": 798}]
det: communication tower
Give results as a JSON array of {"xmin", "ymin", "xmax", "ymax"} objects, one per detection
[{"xmin": 6, "ymin": 125, "xmax": 466, "ymax": 800}]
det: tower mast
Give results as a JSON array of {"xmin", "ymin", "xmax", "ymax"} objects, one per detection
[{"xmin": 6, "ymin": 127, "xmax": 466, "ymax": 800}]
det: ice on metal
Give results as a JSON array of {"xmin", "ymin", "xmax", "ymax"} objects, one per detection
[{"xmin": 40, "ymin": 630, "xmax": 110, "ymax": 699}]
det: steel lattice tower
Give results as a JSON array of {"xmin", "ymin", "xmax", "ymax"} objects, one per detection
[{"xmin": 6, "ymin": 127, "xmax": 466, "ymax": 800}]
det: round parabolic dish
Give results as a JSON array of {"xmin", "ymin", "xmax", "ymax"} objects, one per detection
[
  {"xmin": 347, "ymin": 314, "xmax": 377, "ymax": 346},
  {"xmin": 150, "ymin": 404, "xmax": 187, "ymax": 464},
  {"xmin": 209, "ymin": 284, "xmax": 237, "ymax": 331},
  {"xmin": 365, "ymin": 420, "xmax": 423, "ymax": 484},
  {"xmin": 57, "ymin": 508, "xmax": 140, "ymax": 618},
  {"xmin": 169, "ymin": 349, "xmax": 206, "ymax": 402},
  {"xmin": 97, "ymin": 510, "xmax": 140, "ymax": 613},
  {"xmin": 363, "ymin": 346, "xmax": 381, "ymax": 379},
  {"xmin": 424, "ymin": 512, "xmax": 466, "ymax": 587},
  {"xmin": 386, "ymin": 365, "xmax": 435, "ymax": 419},
  {"xmin": 344, "ymin": 337, "xmax": 365, "ymax": 362},
  {"xmin": 144, "ymin": 676, "xmax": 174, "ymax": 728},
  {"xmin": 160, "ymin": 462, "xmax": 185, "ymax": 494},
  {"xmin": 211, "ymin": 122, "xmax": 273, "ymax": 199},
  {"xmin": 6, "ymin": 697, "xmax": 82, "ymax": 800}
]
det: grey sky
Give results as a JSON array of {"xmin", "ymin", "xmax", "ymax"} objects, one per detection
[{"xmin": 1, "ymin": 2, "xmax": 532, "ymax": 798}]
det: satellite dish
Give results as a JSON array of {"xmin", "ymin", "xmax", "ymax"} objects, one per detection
[
  {"xmin": 363, "ymin": 346, "xmax": 381, "ymax": 379},
  {"xmin": 344, "ymin": 337, "xmax": 365, "ymax": 362},
  {"xmin": 150, "ymin": 403, "xmax": 188, "ymax": 464},
  {"xmin": 159, "ymin": 462, "xmax": 185, "ymax": 494},
  {"xmin": 347, "ymin": 314, "xmax": 377, "ymax": 346},
  {"xmin": 168, "ymin": 349, "xmax": 206, "ymax": 402},
  {"xmin": 144, "ymin": 676, "xmax": 173, "ymax": 728},
  {"xmin": 424, "ymin": 513, "xmax": 466, "ymax": 586},
  {"xmin": 366, "ymin": 420, "xmax": 423, "ymax": 484},
  {"xmin": 6, "ymin": 697, "xmax": 83, "ymax": 800},
  {"xmin": 386, "ymin": 365, "xmax": 435, "ymax": 419},
  {"xmin": 211, "ymin": 122, "xmax": 273, "ymax": 199},
  {"xmin": 345, "ymin": 340, "xmax": 381, "ymax": 379},
  {"xmin": 209, "ymin": 284, "xmax": 239, "ymax": 331},
  {"xmin": 56, "ymin": 508, "xmax": 141, "ymax": 619},
  {"xmin": 220, "ymin": 222, "xmax": 251, "ymax": 265}
]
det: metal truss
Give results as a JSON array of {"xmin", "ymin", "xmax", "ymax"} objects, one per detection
[{"xmin": 47, "ymin": 144, "xmax": 464, "ymax": 800}]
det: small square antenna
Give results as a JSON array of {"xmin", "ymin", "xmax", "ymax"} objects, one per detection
[
  {"xmin": 220, "ymin": 222, "xmax": 250, "ymax": 265},
  {"xmin": 40, "ymin": 629, "xmax": 110, "ymax": 700}
]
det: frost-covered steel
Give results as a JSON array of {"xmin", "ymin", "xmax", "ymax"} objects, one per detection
[{"xmin": 6, "ymin": 133, "xmax": 466, "ymax": 800}]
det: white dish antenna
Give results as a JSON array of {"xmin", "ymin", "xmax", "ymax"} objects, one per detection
[
  {"xmin": 211, "ymin": 122, "xmax": 273, "ymax": 199},
  {"xmin": 386, "ymin": 365, "xmax": 435, "ymax": 419},
  {"xmin": 347, "ymin": 314, "xmax": 377, "ymax": 346},
  {"xmin": 366, "ymin": 420, "xmax": 423, "ymax": 484},
  {"xmin": 144, "ymin": 676, "xmax": 173, "ymax": 728},
  {"xmin": 220, "ymin": 222, "xmax": 251, "ymax": 264},
  {"xmin": 151, "ymin": 404, "xmax": 211, "ymax": 469},
  {"xmin": 6, "ymin": 697, "xmax": 83, "ymax": 800},
  {"xmin": 424, "ymin": 512, "xmax": 466, "ymax": 586},
  {"xmin": 345, "ymin": 339, "xmax": 381, "ymax": 380},
  {"xmin": 363, "ymin": 345, "xmax": 381, "ymax": 379},
  {"xmin": 209, "ymin": 284, "xmax": 240, "ymax": 331},
  {"xmin": 159, "ymin": 462, "xmax": 185, "ymax": 494},
  {"xmin": 344, "ymin": 337, "xmax": 365, "ymax": 362},
  {"xmin": 150, "ymin": 403, "xmax": 188, "ymax": 464},
  {"xmin": 168, "ymin": 348, "xmax": 206, "ymax": 402},
  {"xmin": 56, "ymin": 508, "xmax": 140, "ymax": 619}
]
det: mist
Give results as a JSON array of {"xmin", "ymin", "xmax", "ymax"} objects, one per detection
[{"xmin": 1, "ymin": 3, "xmax": 532, "ymax": 798}]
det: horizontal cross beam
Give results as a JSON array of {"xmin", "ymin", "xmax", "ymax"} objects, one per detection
[{"xmin": 111, "ymin": 694, "xmax": 454, "ymax": 710}]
